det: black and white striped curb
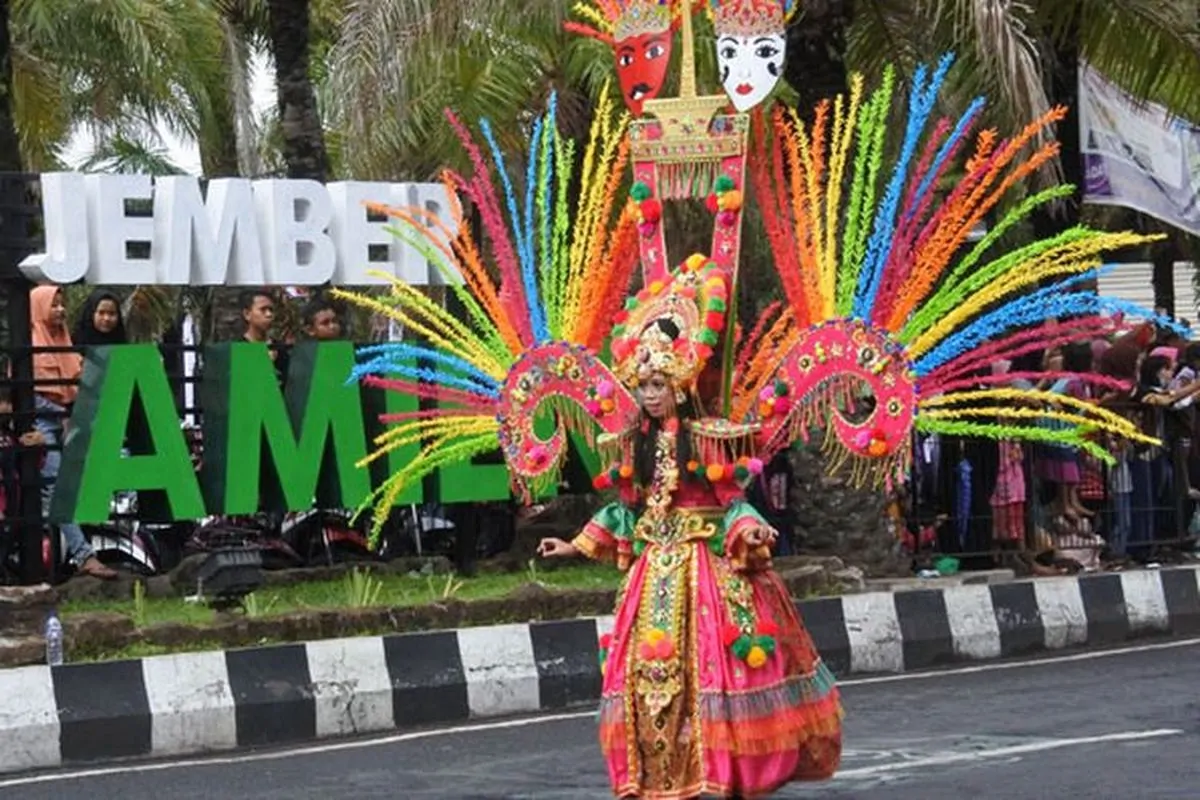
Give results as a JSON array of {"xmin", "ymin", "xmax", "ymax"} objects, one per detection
[{"xmin": 2, "ymin": 566, "xmax": 1198, "ymax": 774}]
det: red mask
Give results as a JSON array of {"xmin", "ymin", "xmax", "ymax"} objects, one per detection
[{"xmin": 613, "ymin": 31, "xmax": 672, "ymax": 115}]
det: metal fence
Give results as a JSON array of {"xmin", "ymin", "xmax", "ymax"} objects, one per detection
[{"xmin": 876, "ymin": 404, "xmax": 1198, "ymax": 575}]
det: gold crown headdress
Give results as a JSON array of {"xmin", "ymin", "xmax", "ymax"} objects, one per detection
[
  {"xmin": 566, "ymin": 0, "xmax": 673, "ymax": 44},
  {"xmin": 610, "ymin": 254, "xmax": 730, "ymax": 390},
  {"xmin": 710, "ymin": 0, "xmax": 795, "ymax": 36}
]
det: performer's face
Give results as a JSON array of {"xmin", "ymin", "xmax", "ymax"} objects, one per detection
[
  {"xmin": 640, "ymin": 373, "xmax": 675, "ymax": 419},
  {"xmin": 716, "ymin": 32, "xmax": 786, "ymax": 112},
  {"xmin": 614, "ymin": 31, "xmax": 672, "ymax": 115}
]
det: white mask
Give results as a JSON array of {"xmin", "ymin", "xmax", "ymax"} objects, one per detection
[{"xmin": 716, "ymin": 33, "xmax": 786, "ymax": 112}]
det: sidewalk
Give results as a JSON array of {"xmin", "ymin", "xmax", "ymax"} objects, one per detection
[{"xmin": 2, "ymin": 565, "xmax": 1198, "ymax": 775}]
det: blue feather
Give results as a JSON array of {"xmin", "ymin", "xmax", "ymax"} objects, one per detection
[
  {"xmin": 913, "ymin": 267, "xmax": 1186, "ymax": 376},
  {"xmin": 854, "ymin": 54, "xmax": 956, "ymax": 319},
  {"xmin": 905, "ymin": 96, "xmax": 985, "ymax": 225},
  {"xmin": 352, "ymin": 343, "xmax": 501, "ymax": 395},
  {"xmin": 524, "ymin": 114, "xmax": 548, "ymax": 342},
  {"xmin": 480, "ymin": 118, "xmax": 537, "ymax": 337}
]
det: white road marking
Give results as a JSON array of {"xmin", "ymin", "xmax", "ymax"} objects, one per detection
[
  {"xmin": 1, "ymin": 637, "xmax": 1197, "ymax": 788},
  {"xmin": 839, "ymin": 635, "xmax": 1200, "ymax": 686},
  {"xmin": 835, "ymin": 729, "xmax": 1183, "ymax": 779}
]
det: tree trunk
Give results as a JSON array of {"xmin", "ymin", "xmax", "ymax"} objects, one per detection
[
  {"xmin": 784, "ymin": 0, "xmax": 853, "ymax": 120},
  {"xmin": 266, "ymin": 0, "xmax": 330, "ymax": 181},
  {"xmin": 1032, "ymin": 29, "xmax": 1082, "ymax": 240},
  {"xmin": 0, "ymin": 0, "xmax": 22, "ymax": 171}
]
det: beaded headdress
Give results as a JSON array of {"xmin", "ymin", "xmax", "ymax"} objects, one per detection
[
  {"xmin": 611, "ymin": 254, "xmax": 730, "ymax": 391},
  {"xmin": 710, "ymin": 0, "xmax": 795, "ymax": 36},
  {"xmin": 566, "ymin": 0, "xmax": 673, "ymax": 45}
]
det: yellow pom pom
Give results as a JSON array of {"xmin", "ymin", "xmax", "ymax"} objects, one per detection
[
  {"xmin": 646, "ymin": 628, "xmax": 666, "ymax": 645},
  {"xmin": 746, "ymin": 645, "xmax": 768, "ymax": 669},
  {"xmin": 717, "ymin": 190, "xmax": 743, "ymax": 212},
  {"xmin": 685, "ymin": 253, "xmax": 707, "ymax": 272},
  {"xmin": 648, "ymin": 280, "xmax": 664, "ymax": 295}
]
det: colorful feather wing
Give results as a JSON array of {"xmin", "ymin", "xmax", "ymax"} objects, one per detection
[
  {"xmin": 741, "ymin": 54, "xmax": 1179, "ymax": 487},
  {"xmin": 335, "ymin": 90, "xmax": 640, "ymax": 540}
]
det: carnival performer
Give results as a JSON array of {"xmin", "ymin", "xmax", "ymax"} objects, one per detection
[{"xmin": 537, "ymin": 267, "xmax": 841, "ymax": 799}]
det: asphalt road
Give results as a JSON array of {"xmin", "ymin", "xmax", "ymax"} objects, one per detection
[{"xmin": 4, "ymin": 640, "xmax": 1199, "ymax": 799}]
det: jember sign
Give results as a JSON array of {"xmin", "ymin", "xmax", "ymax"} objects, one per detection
[
  {"xmin": 20, "ymin": 173, "xmax": 454, "ymax": 286},
  {"xmin": 52, "ymin": 343, "xmax": 598, "ymax": 524}
]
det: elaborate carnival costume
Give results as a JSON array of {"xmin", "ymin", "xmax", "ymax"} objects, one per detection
[{"xmin": 336, "ymin": 0, "xmax": 1174, "ymax": 796}]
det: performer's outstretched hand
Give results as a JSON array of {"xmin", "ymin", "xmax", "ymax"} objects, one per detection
[
  {"xmin": 538, "ymin": 537, "xmax": 580, "ymax": 558},
  {"xmin": 742, "ymin": 527, "xmax": 777, "ymax": 548}
]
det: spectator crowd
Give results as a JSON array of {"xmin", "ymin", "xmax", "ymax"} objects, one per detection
[{"xmin": 891, "ymin": 315, "xmax": 1200, "ymax": 575}]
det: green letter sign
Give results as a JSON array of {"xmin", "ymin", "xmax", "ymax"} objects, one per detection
[
  {"xmin": 53, "ymin": 345, "xmax": 205, "ymax": 523},
  {"xmin": 200, "ymin": 341, "xmax": 372, "ymax": 513}
]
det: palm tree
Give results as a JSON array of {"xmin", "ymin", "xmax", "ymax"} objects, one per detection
[
  {"xmin": 265, "ymin": 0, "xmax": 330, "ymax": 181},
  {"xmin": 327, "ymin": 1, "xmax": 586, "ymax": 180}
]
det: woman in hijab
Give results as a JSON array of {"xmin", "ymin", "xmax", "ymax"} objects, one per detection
[
  {"xmin": 71, "ymin": 289, "xmax": 127, "ymax": 346},
  {"xmin": 30, "ymin": 285, "xmax": 116, "ymax": 579}
]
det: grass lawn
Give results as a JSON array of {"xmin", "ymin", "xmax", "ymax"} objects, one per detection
[{"xmin": 61, "ymin": 561, "xmax": 622, "ymax": 630}]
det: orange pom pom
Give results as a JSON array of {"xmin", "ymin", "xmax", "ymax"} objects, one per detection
[
  {"xmin": 705, "ymin": 464, "xmax": 724, "ymax": 482},
  {"xmin": 619, "ymin": 464, "xmax": 634, "ymax": 480},
  {"xmin": 717, "ymin": 190, "xmax": 743, "ymax": 212}
]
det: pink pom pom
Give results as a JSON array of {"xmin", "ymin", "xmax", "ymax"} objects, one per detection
[
  {"xmin": 639, "ymin": 221, "xmax": 656, "ymax": 236},
  {"xmin": 585, "ymin": 401, "xmax": 602, "ymax": 417},
  {"xmin": 748, "ymin": 458, "xmax": 764, "ymax": 475},
  {"xmin": 759, "ymin": 386, "xmax": 774, "ymax": 402},
  {"xmin": 717, "ymin": 210, "xmax": 737, "ymax": 227},
  {"xmin": 597, "ymin": 380, "xmax": 614, "ymax": 399},
  {"xmin": 773, "ymin": 397, "xmax": 790, "ymax": 415}
]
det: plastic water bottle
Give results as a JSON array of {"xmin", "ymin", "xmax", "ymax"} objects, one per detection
[{"xmin": 45, "ymin": 611, "xmax": 63, "ymax": 667}]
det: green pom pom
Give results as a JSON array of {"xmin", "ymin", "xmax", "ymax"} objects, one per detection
[
  {"xmin": 774, "ymin": 379, "xmax": 789, "ymax": 397},
  {"xmin": 708, "ymin": 532, "xmax": 726, "ymax": 556},
  {"xmin": 731, "ymin": 635, "xmax": 753, "ymax": 660},
  {"xmin": 631, "ymin": 181, "xmax": 652, "ymax": 201},
  {"xmin": 714, "ymin": 175, "xmax": 735, "ymax": 193},
  {"xmin": 633, "ymin": 539, "xmax": 646, "ymax": 557},
  {"xmin": 612, "ymin": 325, "xmax": 626, "ymax": 337},
  {"xmin": 694, "ymin": 464, "xmax": 707, "ymax": 478},
  {"xmin": 598, "ymin": 649, "xmax": 608, "ymax": 665},
  {"xmin": 608, "ymin": 467, "xmax": 620, "ymax": 482},
  {"xmin": 698, "ymin": 329, "xmax": 719, "ymax": 346},
  {"xmin": 708, "ymin": 297, "xmax": 727, "ymax": 312},
  {"xmin": 734, "ymin": 465, "xmax": 750, "ymax": 481},
  {"xmin": 757, "ymin": 635, "xmax": 777, "ymax": 655}
]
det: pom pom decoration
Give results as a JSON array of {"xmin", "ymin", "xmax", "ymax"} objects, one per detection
[
  {"xmin": 630, "ymin": 181, "xmax": 652, "ymax": 201},
  {"xmin": 745, "ymin": 645, "xmax": 768, "ymax": 669},
  {"xmin": 748, "ymin": 457, "xmax": 764, "ymax": 475},
  {"xmin": 705, "ymin": 193, "xmax": 721, "ymax": 213},
  {"xmin": 706, "ymin": 463, "xmax": 725, "ymax": 482},
  {"xmin": 714, "ymin": 175, "xmax": 736, "ymax": 193},
  {"xmin": 640, "ymin": 198, "xmax": 662, "ymax": 223},
  {"xmin": 717, "ymin": 210, "xmax": 737, "ymax": 227},
  {"xmin": 717, "ymin": 189, "xmax": 743, "ymax": 212},
  {"xmin": 722, "ymin": 623, "xmax": 743, "ymax": 647}
]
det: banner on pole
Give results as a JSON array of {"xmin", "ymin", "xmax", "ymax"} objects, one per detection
[{"xmin": 1080, "ymin": 61, "xmax": 1200, "ymax": 236}]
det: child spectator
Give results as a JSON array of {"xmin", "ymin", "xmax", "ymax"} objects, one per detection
[
  {"xmin": 302, "ymin": 295, "xmax": 345, "ymax": 341},
  {"xmin": 1037, "ymin": 342, "xmax": 1094, "ymax": 520},
  {"xmin": 0, "ymin": 385, "xmax": 47, "ymax": 569},
  {"xmin": 990, "ymin": 437, "xmax": 1026, "ymax": 545}
]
